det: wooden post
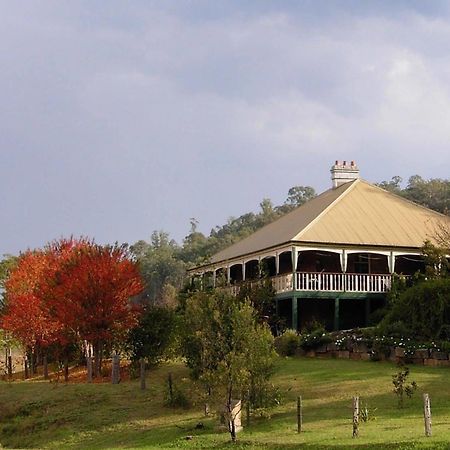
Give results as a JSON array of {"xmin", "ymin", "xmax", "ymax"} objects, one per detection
[
  {"xmin": 168, "ymin": 372, "xmax": 173, "ymax": 403},
  {"xmin": 86, "ymin": 356, "xmax": 93, "ymax": 383},
  {"xmin": 111, "ymin": 354, "xmax": 120, "ymax": 384},
  {"xmin": 7, "ymin": 354, "xmax": 12, "ymax": 380},
  {"xmin": 43, "ymin": 355, "xmax": 49, "ymax": 380},
  {"xmin": 24, "ymin": 357, "xmax": 29, "ymax": 380},
  {"xmin": 139, "ymin": 358, "xmax": 146, "ymax": 390},
  {"xmin": 297, "ymin": 396, "xmax": 302, "ymax": 433},
  {"xmin": 352, "ymin": 396, "xmax": 359, "ymax": 438},
  {"xmin": 423, "ymin": 393, "xmax": 432, "ymax": 437}
]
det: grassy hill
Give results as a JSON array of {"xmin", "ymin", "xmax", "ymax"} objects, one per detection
[{"xmin": 1, "ymin": 357, "xmax": 450, "ymax": 449}]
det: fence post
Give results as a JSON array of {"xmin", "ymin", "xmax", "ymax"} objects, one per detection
[
  {"xmin": 423, "ymin": 393, "xmax": 432, "ymax": 437},
  {"xmin": 297, "ymin": 396, "xmax": 302, "ymax": 433},
  {"xmin": 352, "ymin": 396, "xmax": 359, "ymax": 438},
  {"xmin": 111, "ymin": 354, "xmax": 120, "ymax": 384},
  {"xmin": 139, "ymin": 358, "xmax": 146, "ymax": 390},
  {"xmin": 86, "ymin": 356, "xmax": 93, "ymax": 383}
]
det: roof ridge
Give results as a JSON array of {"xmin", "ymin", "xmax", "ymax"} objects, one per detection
[
  {"xmin": 359, "ymin": 179, "xmax": 450, "ymax": 220},
  {"xmin": 293, "ymin": 179, "xmax": 360, "ymax": 241}
]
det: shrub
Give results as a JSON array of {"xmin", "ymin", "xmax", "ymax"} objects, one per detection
[
  {"xmin": 392, "ymin": 363, "xmax": 418, "ymax": 408},
  {"xmin": 274, "ymin": 329, "xmax": 300, "ymax": 356},
  {"xmin": 299, "ymin": 327, "xmax": 332, "ymax": 351},
  {"xmin": 381, "ymin": 278, "xmax": 450, "ymax": 340}
]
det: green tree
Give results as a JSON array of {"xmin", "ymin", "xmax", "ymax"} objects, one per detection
[
  {"xmin": 237, "ymin": 279, "xmax": 281, "ymax": 333},
  {"xmin": 182, "ymin": 290, "xmax": 276, "ymax": 442},
  {"xmin": 127, "ymin": 304, "xmax": 177, "ymax": 365},
  {"xmin": 422, "ymin": 240, "xmax": 449, "ymax": 279},
  {"xmin": 131, "ymin": 231, "xmax": 186, "ymax": 304},
  {"xmin": 0, "ymin": 254, "xmax": 18, "ymax": 310},
  {"xmin": 285, "ymin": 185, "xmax": 317, "ymax": 208},
  {"xmin": 376, "ymin": 176, "xmax": 403, "ymax": 194}
]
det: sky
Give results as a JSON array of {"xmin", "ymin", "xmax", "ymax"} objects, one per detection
[{"xmin": 2, "ymin": 0, "xmax": 450, "ymax": 256}]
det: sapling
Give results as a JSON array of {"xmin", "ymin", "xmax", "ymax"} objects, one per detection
[{"xmin": 392, "ymin": 363, "xmax": 417, "ymax": 408}]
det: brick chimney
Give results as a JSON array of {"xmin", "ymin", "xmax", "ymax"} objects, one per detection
[{"xmin": 330, "ymin": 160, "xmax": 359, "ymax": 188}]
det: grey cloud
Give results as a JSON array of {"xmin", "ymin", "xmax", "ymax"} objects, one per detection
[{"xmin": 1, "ymin": 2, "xmax": 450, "ymax": 255}]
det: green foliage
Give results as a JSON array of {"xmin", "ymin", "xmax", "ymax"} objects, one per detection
[
  {"xmin": 377, "ymin": 174, "xmax": 450, "ymax": 214},
  {"xmin": 164, "ymin": 373, "xmax": 190, "ymax": 408},
  {"xmin": 299, "ymin": 323, "xmax": 332, "ymax": 351},
  {"xmin": 380, "ymin": 278, "xmax": 450, "ymax": 339},
  {"xmin": 392, "ymin": 363, "xmax": 418, "ymax": 408},
  {"xmin": 0, "ymin": 254, "xmax": 18, "ymax": 310},
  {"xmin": 237, "ymin": 278, "xmax": 280, "ymax": 332},
  {"xmin": 131, "ymin": 231, "xmax": 186, "ymax": 304},
  {"xmin": 274, "ymin": 329, "xmax": 300, "ymax": 356},
  {"xmin": 127, "ymin": 304, "xmax": 177, "ymax": 365},
  {"xmin": 181, "ymin": 290, "xmax": 277, "ymax": 421},
  {"xmin": 422, "ymin": 240, "xmax": 449, "ymax": 279}
]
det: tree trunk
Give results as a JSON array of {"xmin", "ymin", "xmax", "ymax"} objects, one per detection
[
  {"xmin": 43, "ymin": 355, "xmax": 49, "ymax": 380},
  {"xmin": 168, "ymin": 372, "xmax": 173, "ymax": 403},
  {"xmin": 7, "ymin": 352, "xmax": 12, "ymax": 380},
  {"xmin": 24, "ymin": 357, "xmax": 29, "ymax": 380},
  {"xmin": 93, "ymin": 341, "xmax": 101, "ymax": 378},
  {"xmin": 140, "ymin": 358, "xmax": 146, "ymax": 390},
  {"xmin": 29, "ymin": 350, "xmax": 35, "ymax": 376},
  {"xmin": 64, "ymin": 357, "xmax": 69, "ymax": 382}
]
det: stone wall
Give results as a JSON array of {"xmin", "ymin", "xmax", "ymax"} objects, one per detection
[{"xmin": 296, "ymin": 343, "xmax": 450, "ymax": 367}]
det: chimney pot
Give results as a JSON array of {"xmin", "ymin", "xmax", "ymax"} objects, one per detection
[{"xmin": 330, "ymin": 160, "xmax": 359, "ymax": 189}]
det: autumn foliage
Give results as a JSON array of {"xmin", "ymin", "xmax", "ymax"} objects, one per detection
[{"xmin": 1, "ymin": 238, "xmax": 143, "ymax": 373}]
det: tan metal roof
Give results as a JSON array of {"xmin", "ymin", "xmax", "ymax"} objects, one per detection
[{"xmin": 210, "ymin": 179, "xmax": 450, "ymax": 264}]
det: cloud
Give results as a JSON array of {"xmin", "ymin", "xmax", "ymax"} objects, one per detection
[{"xmin": 1, "ymin": 2, "xmax": 450, "ymax": 254}]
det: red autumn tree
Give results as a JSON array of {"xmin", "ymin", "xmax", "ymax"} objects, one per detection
[
  {"xmin": 47, "ymin": 242, "xmax": 143, "ymax": 375},
  {"xmin": 2, "ymin": 238, "xmax": 143, "ymax": 377},
  {"xmin": 1, "ymin": 250, "xmax": 63, "ymax": 352}
]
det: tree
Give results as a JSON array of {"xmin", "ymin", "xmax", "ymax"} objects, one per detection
[
  {"xmin": 2, "ymin": 250, "xmax": 63, "ymax": 348},
  {"xmin": 376, "ymin": 176, "xmax": 403, "ymax": 194},
  {"xmin": 127, "ymin": 304, "xmax": 177, "ymax": 366},
  {"xmin": 422, "ymin": 240, "xmax": 449, "ymax": 279},
  {"xmin": 48, "ymin": 241, "xmax": 143, "ymax": 375},
  {"xmin": 285, "ymin": 186, "xmax": 317, "ymax": 208},
  {"xmin": 182, "ymin": 290, "xmax": 276, "ymax": 442},
  {"xmin": 1, "ymin": 239, "xmax": 143, "ymax": 378},
  {"xmin": 237, "ymin": 279, "xmax": 281, "ymax": 333},
  {"xmin": 0, "ymin": 254, "xmax": 18, "ymax": 309},
  {"xmin": 132, "ymin": 231, "xmax": 186, "ymax": 303}
]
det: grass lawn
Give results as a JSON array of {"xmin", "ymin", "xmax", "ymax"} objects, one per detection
[{"xmin": 1, "ymin": 357, "xmax": 450, "ymax": 449}]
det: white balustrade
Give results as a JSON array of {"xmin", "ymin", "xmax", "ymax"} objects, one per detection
[
  {"xmin": 225, "ymin": 272, "xmax": 399, "ymax": 296},
  {"xmin": 295, "ymin": 272, "xmax": 394, "ymax": 293}
]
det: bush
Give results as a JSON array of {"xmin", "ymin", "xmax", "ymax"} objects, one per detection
[
  {"xmin": 299, "ymin": 327, "xmax": 332, "ymax": 351},
  {"xmin": 274, "ymin": 329, "xmax": 300, "ymax": 356},
  {"xmin": 127, "ymin": 304, "xmax": 177, "ymax": 365},
  {"xmin": 381, "ymin": 278, "xmax": 450, "ymax": 340}
]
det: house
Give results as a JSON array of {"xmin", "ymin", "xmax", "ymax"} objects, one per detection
[{"xmin": 190, "ymin": 161, "xmax": 450, "ymax": 331}]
